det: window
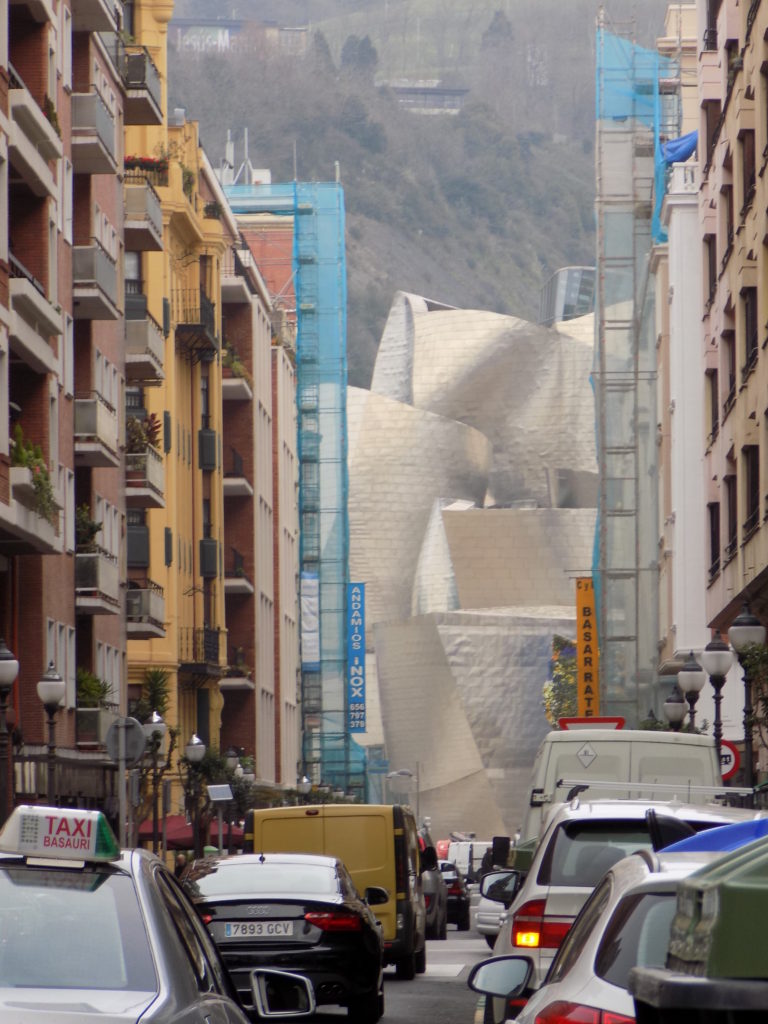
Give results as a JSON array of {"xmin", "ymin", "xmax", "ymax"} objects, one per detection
[
  {"xmin": 63, "ymin": 315, "xmax": 74, "ymax": 396},
  {"xmin": 538, "ymin": 823, "xmax": 653, "ymax": 887},
  {"xmin": 62, "ymin": 7, "xmax": 72, "ymax": 90},
  {"xmin": 595, "ymin": 893, "xmax": 677, "ymax": 990},
  {"xmin": 201, "ymin": 374, "xmax": 210, "ymax": 429},
  {"xmin": 725, "ymin": 473, "xmax": 738, "ymax": 561},
  {"xmin": 743, "ymin": 287, "xmax": 758, "ymax": 374},
  {"xmin": 707, "ymin": 369, "xmax": 719, "ymax": 442},
  {"xmin": 548, "ymin": 877, "xmax": 613, "ymax": 984},
  {"xmin": 63, "ymin": 161, "xmax": 73, "ymax": 243},
  {"xmin": 722, "ymin": 331, "xmax": 736, "ymax": 415},
  {"xmin": 704, "ymin": 100, "xmax": 721, "ymax": 164},
  {"xmin": 744, "ymin": 445, "xmax": 759, "ymax": 535},
  {"xmin": 705, "ymin": 234, "xmax": 717, "ymax": 301},
  {"xmin": 741, "ymin": 129, "xmax": 756, "ymax": 212},
  {"xmin": 708, "ymin": 502, "xmax": 720, "ymax": 580}
]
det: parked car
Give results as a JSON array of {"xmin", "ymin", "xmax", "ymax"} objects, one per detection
[
  {"xmin": 183, "ymin": 852, "xmax": 386, "ymax": 1023},
  {"xmin": 0, "ymin": 804, "xmax": 262, "ymax": 1023},
  {"xmin": 439, "ymin": 859, "xmax": 472, "ymax": 930},
  {"xmin": 489, "ymin": 797, "xmax": 768, "ymax": 992},
  {"xmin": 420, "ymin": 825, "xmax": 448, "ymax": 939}
]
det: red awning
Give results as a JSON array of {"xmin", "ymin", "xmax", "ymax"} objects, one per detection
[{"xmin": 137, "ymin": 814, "xmax": 244, "ymax": 851}]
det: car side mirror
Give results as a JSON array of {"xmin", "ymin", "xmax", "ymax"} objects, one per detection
[
  {"xmin": 420, "ymin": 845, "xmax": 438, "ymax": 872},
  {"xmin": 364, "ymin": 885, "xmax": 390, "ymax": 906},
  {"xmin": 467, "ymin": 955, "xmax": 533, "ymax": 999},
  {"xmin": 480, "ymin": 870, "xmax": 522, "ymax": 907}
]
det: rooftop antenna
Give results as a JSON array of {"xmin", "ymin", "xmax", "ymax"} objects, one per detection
[{"xmin": 233, "ymin": 127, "xmax": 257, "ymax": 185}]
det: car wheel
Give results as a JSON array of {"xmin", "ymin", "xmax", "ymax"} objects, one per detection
[
  {"xmin": 458, "ymin": 906, "xmax": 471, "ymax": 932},
  {"xmin": 395, "ymin": 952, "xmax": 416, "ymax": 980},
  {"xmin": 484, "ymin": 934, "xmax": 496, "ymax": 949},
  {"xmin": 348, "ymin": 989, "xmax": 383, "ymax": 1024},
  {"xmin": 415, "ymin": 944, "xmax": 427, "ymax": 974}
]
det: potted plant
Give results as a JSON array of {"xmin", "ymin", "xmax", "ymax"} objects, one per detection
[
  {"xmin": 75, "ymin": 504, "xmax": 102, "ymax": 552},
  {"xmin": 10, "ymin": 424, "xmax": 59, "ymax": 526},
  {"xmin": 75, "ymin": 667, "xmax": 113, "ymax": 745}
]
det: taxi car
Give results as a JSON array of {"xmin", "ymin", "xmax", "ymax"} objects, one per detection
[{"xmin": 0, "ymin": 804, "xmax": 292, "ymax": 1023}]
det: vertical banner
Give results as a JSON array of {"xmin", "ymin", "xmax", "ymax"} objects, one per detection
[
  {"xmin": 347, "ymin": 583, "xmax": 366, "ymax": 732},
  {"xmin": 576, "ymin": 578, "xmax": 600, "ymax": 717},
  {"xmin": 300, "ymin": 571, "xmax": 320, "ymax": 671}
]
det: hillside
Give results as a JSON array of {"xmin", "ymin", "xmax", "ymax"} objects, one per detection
[{"xmin": 169, "ymin": 0, "xmax": 671, "ymax": 384}]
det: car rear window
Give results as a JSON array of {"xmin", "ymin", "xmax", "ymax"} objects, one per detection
[
  {"xmin": 190, "ymin": 862, "xmax": 338, "ymax": 897},
  {"xmin": 538, "ymin": 821, "xmax": 652, "ymax": 886},
  {"xmin": 594, "ymin": 891, "xmax": 676, "ymax": 989},
  {"xmin": 0, "ymin": 865, "xmax": 156, "ymax": 991}
]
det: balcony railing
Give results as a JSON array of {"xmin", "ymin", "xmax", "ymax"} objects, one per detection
[
  {"xmin": 71, "ymin": 0, "xmax": 122, "ymax": 32},
  {"xmin": 173, "ymin": 287, "xmax": 218, "ymax": 359},
  {"xmin": 9, "ymin": 253, "xmax": 62, "ymax": 360},
  {"xmin": 73, "ymin": 242, "xmax": 119, "ymax": 319},
  {"xmin": 126, "ymin": 579, "xmax": 165, "ymax": 638},
  {"xmin": 126, "ymin": 446, "xmax": 165, "ymax": 508},
  {"xmin": 75, "ymin": 547, "xmax": 120, "ymax": 613},
  {"xmin": 179, "ymin": 626, "xmax": 223, "ymax": 671},
  {"xmin": 122, "ymin": 45, "xmax": 162, "ymax": 124},
  {"xmin": 126, "ymin": 310, "xmax": 165, "ymax": 383},
  {"xmin": 74, "ymin": 392, "xmax": 119, "ymax": 467},
  {"xmin": 124, "ymin": 177, "xmax": 163, "ymax": 251},
  {"xmin": 71, "ymin": 92, "xmax": 117, "ymax": 173}
]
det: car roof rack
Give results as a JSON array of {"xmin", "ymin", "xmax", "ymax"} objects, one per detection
[{"xmin": 555, "ymin": 778, "xmax": 754, "ymax": 799}]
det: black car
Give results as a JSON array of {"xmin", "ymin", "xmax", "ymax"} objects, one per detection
[
  {"xmin": 184, "ymin": 852, "xmax": 387, "ymax": 1022},
  {"xmin": 439, "ymin": 859, "xmax": 471, "ymax": 931}
]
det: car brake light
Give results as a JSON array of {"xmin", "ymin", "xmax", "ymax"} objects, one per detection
[
  {"xmin": 424, "ymin": 893, "xmax": 432, "ymax": 908},
  {"xmin": 304, "ymin": 911, "xmax": 362, "ymax": 932},
  {"xmin": 533, "ymin": 1002, "xmax": 634, "ymax": 1024},
  {"xmin": 512, "ymin": 900, "xmax": 571, "ymax": 949},
  {"xmin": 448, "ymin": 883, "xmax": 462, "ymax": 895},
  {"xmin": 201, "ymin": 913, "xmax": 213, "ymax": 926}
]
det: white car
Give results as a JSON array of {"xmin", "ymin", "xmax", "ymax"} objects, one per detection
[
  {"xmin": 487, "ymin": 796, "xmax": 767, "ymax": 993},
  {"xmin": 469, "ymin": 847, "xmax": 724, "ymax": 1024}
]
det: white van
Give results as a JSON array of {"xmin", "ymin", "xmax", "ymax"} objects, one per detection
[
  {"xmin": 519, "ymin": 728, "xmax": 744, "ymax": 843},
  {"xmin": 447, "ymin": 839, "xmax": 491, "ymax": 885}
]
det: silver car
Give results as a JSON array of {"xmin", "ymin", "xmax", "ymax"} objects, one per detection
[{"xmin": 0, "ymin": 804, "xmax": 309, "ymax": 1022}]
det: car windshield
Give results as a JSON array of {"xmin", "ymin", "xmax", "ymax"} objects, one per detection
[
  {"xmin": 0, "ymin": 864, "xmax": 156, "ymax": 991},
  {"xmin": 190, "ymin": 862, "xmax": 338, "ymax": 897},
  {"xmin": 539, "ymin": 822, "xmax": 652, "ymax": 886},
  {"xmin": 594, "ymin": 892, "xmax": 676, "ymax": 989}
]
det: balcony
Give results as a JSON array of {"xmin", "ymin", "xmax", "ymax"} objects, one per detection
[
  {"xmin": 9, "ymin": 68, "xmax": 62, "ymax": 199},
  {"xmin": 75, "ymin": 548, "xmax": 120, "ymax": 614},
  {"xmin": 76, "ymin": 706, "xmax": 119, "ymax": 746},
  {"xmin": 0, "ymin": 467, "xmax": 63, "ymax": 555},
  {"xmin": 222, "ymin": 372, "xmax": 253, "ymax": 402},
  {"xmin": 124, "ymin": 176, "xmax": 163, "ymax": 251},
  {"xmin": 71, "ymin": 0, "xmax": 121, "ymax": 32},
  {"xmin": 73, "ymin": 243, "xmax": 119, "ymax": 320},
  {"xmin": 9, "ymin": 255, "xmax": 61, "ymax": 374},
  {"xmin": 225, "ymin": 548, "xmax": 255, "ymax": 596},
  {"xmin": 126, "ymin": 309, "xmax": 165, "ymax": 383},
  {"xmin": 173, "ymin": 287, "xmax": 218, "ymax": 360},
  {"xmin": 223, "ymin": 447, "xmax": 253, "ymax": 498},
  {"xmin": 222, "ymin": 249, "xmax": 256, "ymax": 304},
  {"xmin": 126, "ymin": 579, "xmax": 166, "ymax": 639},
  {"xmin": 122, "ymin": 47, "xmax": 162, "ymax": 125},
  {"xmin": 74, "ymin": 393, "xmax": 119, "ymax": 467},
  {"xmin": 179, "ymin": 626, "xmax": 225, "ymax": 679},
  {"xmin": 71, "ymin": 92, "xmax": 117, "ymax": 174},
  {"xmin": 126, "ymin": 446, "xmax": 165, "ymax": 509},
  {"xmin": 9, "ymin": 0, "xmax": 55, "ymax": 23}
]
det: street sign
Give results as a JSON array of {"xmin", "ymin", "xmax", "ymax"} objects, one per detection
[
  {"xmin": 105, "ymin": 717, "xmax": 146, "ymax": 767},
  {"xmin": 559, "ymin": 716, "xmax": 626, "ymax": 730},
  {"xmin": 720, "ymin": 739, "xmax": 740, "ymax": 781}
]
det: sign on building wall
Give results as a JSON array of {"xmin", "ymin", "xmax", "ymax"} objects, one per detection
[
  {"xmin": 300, "ymin": 571, "xmax": 320, "ymax": 671},
  {"xmin": 576, "ymin": 577, "xmax": 600, "ymax": 717},
  {"xmin": 347, "ymin": 583, "xmax": 366, "ymax": 732}
]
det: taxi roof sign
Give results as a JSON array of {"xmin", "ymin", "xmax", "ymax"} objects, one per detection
[{"xmin": 0, "ymin": 806, "xmax": 121, "ymax": 862}]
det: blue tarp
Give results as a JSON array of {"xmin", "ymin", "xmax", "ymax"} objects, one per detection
[
  {"xmin": 662, "ymin": 130, "xmax": 698, "ymax": 165},
  {"xmin": 664, "ymin": 817, "xmax": 768, "ymax": 853}
]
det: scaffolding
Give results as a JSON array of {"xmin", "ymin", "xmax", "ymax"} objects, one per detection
[
  {"xmin": 224, "ymin": 180, "xmax": 364, "ymax": 794},
  {"xmin": 593, "ymin": 16, "xmax": 681, "ymax": 722}
]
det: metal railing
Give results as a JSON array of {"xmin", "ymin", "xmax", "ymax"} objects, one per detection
[{"xmin": 179, "ymin": 626, "xmax": 222, "ymax": 665}]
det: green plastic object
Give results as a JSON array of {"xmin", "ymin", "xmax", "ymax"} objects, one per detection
[{"xmin": 666, "ymin": 834, "xmax": 768, "ymax": 979}]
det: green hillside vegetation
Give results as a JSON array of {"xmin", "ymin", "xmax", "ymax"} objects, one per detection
[{"xmin": 169, "ymin": 0, "xmax": 671, "ymax": 384}]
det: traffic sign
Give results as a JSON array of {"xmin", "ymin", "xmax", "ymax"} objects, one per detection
[
  {"xmin": 558, "ymin": 717, "xmax": 626, "ymax": 730},
  {"xmin": 720, "ymin": 739, "xmax": 740, "ymax": 781},
  {"xmin": 106, "ymin": 717, "xmax": 147, "ymax": 767}
]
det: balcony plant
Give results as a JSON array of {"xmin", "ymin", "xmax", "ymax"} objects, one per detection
[
  {"xmin": 222, "ymin": 344, "xmax": 252, "ymax": 385},
  {"xmin": 76, "ymin": 667, "xmax": 111, "ymax": 709},
  {"xmin": 125, "ymin": 413, "xmax": 162, "ymax": 454},
  {"xmin": 42, "ymin": 95, "xmax": 61, "ymax": 137},
  {"xmin": 10, "ymin": 424, "xmax": 58, "ymax": 526},
  {"xmin": 75, "ymin": 503, "xmax": 102, "ymax": 552}
]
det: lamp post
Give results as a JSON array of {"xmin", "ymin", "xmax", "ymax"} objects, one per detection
[
  {"xmin": 142, "ymin": 711, "xmax": 167, "ymax": 856},
  {"xmin": 297, "ymin": 775, "xmax": 311, "ymax": 803},
  {"xmin": 677, "ymin": 651, "xmax": 707, "ymax": 733},
  {"xmin": 699, "ymin": 632, "xmax": 734, "ymax": 770},
  {"xmin": 0, "ymin": 640, "xmax": 19, "ymax": 825},
  {"xmin": 728, "ymin": 603, "xmax": 767, "ymax": 792},
  {"xmin": 662, "ymin": 686, "xmax": 687, "ymax": 732},
  {"xmin": 185, "ymin": 734, "xmax": 206, "ymax": 859},
  {"xmin": 386, "ymin": 767, "xmax": 420, "ymax": 819},
  {"xmin": 36, "ymin": 662, "xmax": 65, "ymax": 804}
]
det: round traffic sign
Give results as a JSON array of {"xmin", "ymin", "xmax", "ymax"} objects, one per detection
[
  {"xmin": 720, "ymin": 739, "xmax": 740, "ymax": 781},
  {"xmin": 106, "ymin": 717, "xmax": 147, "ymax": 767}
]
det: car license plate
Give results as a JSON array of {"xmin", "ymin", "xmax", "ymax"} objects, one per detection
[{"xmin": 224, "ymin": 920, "xmax": 293, "ymax": 938}]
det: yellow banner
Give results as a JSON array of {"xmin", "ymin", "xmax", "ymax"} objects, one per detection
[{"xmin": 576, "ymin": 578, "xmax": 600, "ymax": 717}]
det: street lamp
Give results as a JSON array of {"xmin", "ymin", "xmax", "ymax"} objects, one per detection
[
  {"xmin": 0, "ymin": 640, "xmax": 19, "ymax": 825},
  {"xmin": 36, "ymin": 662, "xmax": 65, "ymax": 804},
  {"xmin": 225, "ymin": 747, "xmax": 239, "ymax": 771},
  {"xmin": 184, "ymin": 734, "xmax": 206, "ymax": 859},
  {"xmin": 699, "ymin": 632, "xmax": 734, "ymax": 770},
  {"xmin": 297, "ymin": 775, "xmax": 311, "ymax": 804},
  {"xmin": 677, "ymin": 651, "xmax": 707, "ymax": 733},
  {"xmin": 142, "ymin": 711, "xmax": 167, "ymax": 856},
  {"xmin": 662, "ymin": 687, "xmax": 686, "ymax": 732},
  {"xmin": 728, "ymin": 602, "xmax": 767, "ymax": 792}
]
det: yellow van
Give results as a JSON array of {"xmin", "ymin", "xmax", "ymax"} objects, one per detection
[{"xmin": 244, "ymin": 803, "xmax": 432, "ymax": 979}]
